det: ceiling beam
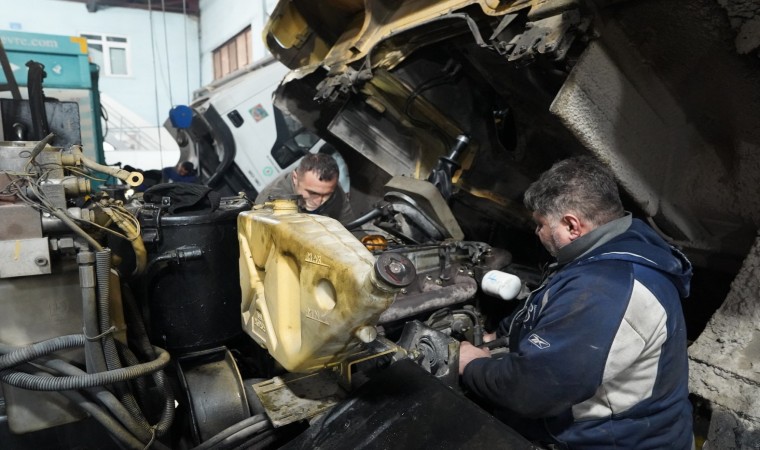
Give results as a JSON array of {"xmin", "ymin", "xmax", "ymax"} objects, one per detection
[{"xmin": 60, "ymin": 0, "xmax": 200, "ymax": 16}]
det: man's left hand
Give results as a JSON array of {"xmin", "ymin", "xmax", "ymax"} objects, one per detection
[{"xmin": 458, "ymin": 341, "xmax": 491, "ymax": 375}]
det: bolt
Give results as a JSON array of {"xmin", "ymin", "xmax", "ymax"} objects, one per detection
[
  {"xmin": 355, "ymin": 326, "xmax": 377, "ymax": 343},
  {"xmin": 34, "ymin": 257, "xmax": 48, "ymax": 267},
  {"xmin": 435, "ymin": 279, "xmax": 442, "ymax": 285},
  {"xmin": 400, "ymin": 288, "xmax": 408, "ymax": 295},
  {"xmin": 388, "ymin": 261, "xmax": 404, "ymax": 274}
]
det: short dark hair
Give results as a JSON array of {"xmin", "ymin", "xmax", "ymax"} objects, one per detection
[
  {"xmin": 523, "ymin": 155, "xmax": 624, "ymax": 226},
  {"xmin": 296, "ymin": 153, "xmax": 338, "ymax": 182},
  {"xmin": 179, "ymin": 161, "xmax": 195, "ymax": 172}
]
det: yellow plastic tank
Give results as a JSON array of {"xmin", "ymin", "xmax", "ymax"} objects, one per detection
[{"xmin": 238, "ymin": 199, "xmax": 413, "ymax": 373}]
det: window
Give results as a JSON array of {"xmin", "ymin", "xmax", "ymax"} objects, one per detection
[
  {"xmin": 81, "ymin": 33, "xmax": 130, "ymax": 77},
  {"xmin": 213, "ymin": 27, "xmax": 252, "ymax": 80}
]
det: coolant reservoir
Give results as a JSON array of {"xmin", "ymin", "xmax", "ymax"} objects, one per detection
[{"xmin": 238, "ymin": 199, "xmax": 415, "ymax": 373}]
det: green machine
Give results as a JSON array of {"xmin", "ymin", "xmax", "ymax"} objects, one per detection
[{"xmin": 0, "ymin": 30, "xmax": 106, "ymax": 165}]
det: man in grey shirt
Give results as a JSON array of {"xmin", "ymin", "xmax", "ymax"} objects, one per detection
[{"xmin": 255, "ymin": 153, "xmax": 353, "ymax": 223}]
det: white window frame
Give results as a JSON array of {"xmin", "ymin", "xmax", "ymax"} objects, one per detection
[
  {"xmin": 212, "ymin": 27, "xmax": 252, "ymax": 81},
  {"xmin": 80, "ymin": 33, "xmax": 132, "ymax": 77}
]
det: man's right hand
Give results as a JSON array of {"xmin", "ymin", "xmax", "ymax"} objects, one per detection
[
  {"xmin": 482, "ymin": 332, "xmax": 497, "ymax": 343},
  {"xmin": 458, "ymin": 340, "xmax": 491, "ymax": 375}
]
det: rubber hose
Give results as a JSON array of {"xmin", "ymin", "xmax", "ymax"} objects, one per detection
[
  {"xmin": 41, "ymin": 357, "xmax": 158, "ymax": 446},
  {"xmin": 116, "ymin": 344, "xmax": 150, "ymax": 404},
  {"xmin": 192, "ymin": 414, "xmax": 269, "ymax": 450},
  {"xmin": 120, "ymin": 283, "xmax": 155, "ymax": 360},
  {"xmin": 59, "ymin": 387, "xmax": 145, "ymax": 450},
  {"xmin": 343, "ymin": 206, "xmax": 384, "ymax": 229},
  {"xmin": 113, "ymin": 342, "xmax": 152, "ymax": 431},
  {"xmin": 95, "ymin": 250, "xmax": 150, "ymax": 432},
  {"xmin": 115, "ymin": 341, "xmax": 174, "ymax": 437},
  {"xmin": 79, "ymin": 251, "xmax": 108, "ymax": 374},
  {"xmin": 120, "ymin": 283, "xmax": 176, "ymax": 436},
  {"xmin": 25, "ymin": 60, "xmax": 50, "ymax": 140},
  {"xmin": 0, "ymin": 345, "xmax": 170, "ymax": 391},
  {"xmin": 232, "ymin": 428, "xmax": 279, "ymax": 450},
  {"xmin": 453, "ymin": 309, "xmax": 483, "ymax": 346},
  {"xmin": 0, "ymin": 334, "xmax": 85, "ymax": 370},
  {"xmin": 13, "ymin": 362, "xmax": 147, "ymax": 450},
  {"xmin": 0, "ymin": 341, "xmax": 163, "ymax": 446},
  {"xmin": 215, "ymin": 421, "xmax": 272, "ymax": 450}
]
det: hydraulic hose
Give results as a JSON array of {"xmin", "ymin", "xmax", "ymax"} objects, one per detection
[
  {"xmin": 453, "ymin": 308, "xmax": 483, "ymax": 346},
  {"xmin": 0, "ymin": 339, "xmax": 172, "ymax": 444},
  {"xmin": 235, "ymin": 428, "xmax": 281, "ymax": 450},
  {"xmin": 0, "ymin": 334, "xmax": 85, "ymax": 370},
  {"xmin": 0, "ymin": 344, "xmax": 170, "ymax": 391},
  {"xmin": 60, "ymin": 390, "xmax": 150, "ymax": 450},
  {"xmin": 343, "ymin": 206, "xmax": 384, "ymax": 230},
  {"xmin": 192, "ymin": 414, "xmax": 270, "ymax": 450},
  {"xmin": 17, "ymin": 360, "xmax": 169, "ymax": 450},
  {"xmin": 25, "ymin": 60, "xmax": 50, "ymax": 140},
  {"xmin": 55, "ymin": 382, "xmax": 146, "ymax": 450},
  {"xmin": 42, "ymin": 357, "xmax": 159, "ymax": 446},
  {"xmin": 94, "ymin": 249, "xmax": 149, "ymax": 431},
  {"xmin": 121, "ymin": 282, "xmax": 176, "ymax": 437},
  {"xmin": 116, "ymin": 340, "xmax": 175, "ymax": 436},
  {"xmin": 116, "ymin": 343, "xmax": 151, "ymax": 408},
  {"xmin": 18, "ymin": 361, "xmax": 145, "ymax": 449},
  {"xmin": 121, "ymin": 283, "xmax": 154, "ymax": 361}
]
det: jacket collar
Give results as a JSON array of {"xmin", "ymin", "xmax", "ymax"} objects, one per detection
[{"xmin": 556, "ymin": 213, "xmax": 632, "ymax": 266}]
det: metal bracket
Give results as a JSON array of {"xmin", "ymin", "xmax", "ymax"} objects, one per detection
[
  {"xmin": 138, "ymin": 205, "xmax": 162, "ymax": 245},
  {"xmin": 336, "ymin": 336, "xmax": 407, "ymax": 390}
]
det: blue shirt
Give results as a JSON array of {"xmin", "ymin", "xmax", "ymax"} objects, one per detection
[{"xmin": 162, "ymin": 166, "xmax": 198, "ymax": 183}]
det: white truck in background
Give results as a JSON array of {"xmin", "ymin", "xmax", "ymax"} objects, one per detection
[{"xmin": 166, "ymin": 57, "xmax": 339, "ymax": 197}]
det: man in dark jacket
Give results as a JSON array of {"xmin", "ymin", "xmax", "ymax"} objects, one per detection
[
  {"xmin": 162, "ymin": 161, "xmax": 198, "ymax": 183},
  {"xmin": 459, "ymin": 156, "xmax": 693, "ymax": 449},
  {"xmin": 255, "ymin": 153, "xmax": 353, "ymax": 223}
]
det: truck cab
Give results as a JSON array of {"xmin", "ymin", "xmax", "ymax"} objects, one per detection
[{"xmin": 168, "ymin": 57, "xmax": 324, "ymax": 197}]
